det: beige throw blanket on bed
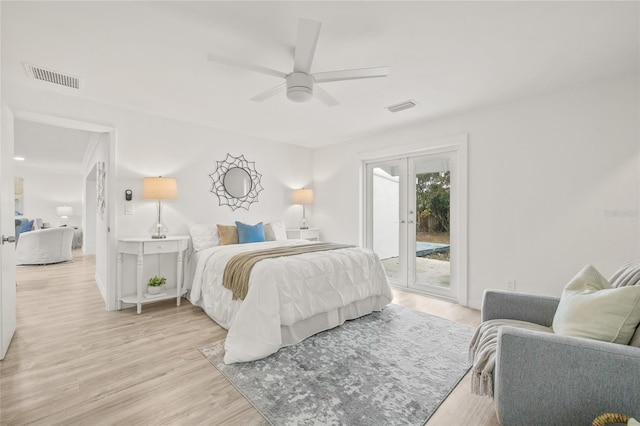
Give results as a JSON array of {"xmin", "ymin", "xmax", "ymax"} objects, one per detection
[
  {"xmin": 469, "ymin": 319, "xmax": 553, "ymax": 397},
  {"xmin": 223, "ymin": 243, "xmax": 353, "ymax": 300}
]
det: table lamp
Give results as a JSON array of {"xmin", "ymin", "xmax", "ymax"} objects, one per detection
[
  {"xmin": 292, "ymin": 188, "xmax": 314, "ymax": 229},
  {"xmin": 56, "ymin": 205, "xmax": 73, "ymax": 227},
  {"xmin": 142, "ymin": 176, "xmax": 177, "ymax": 239}
]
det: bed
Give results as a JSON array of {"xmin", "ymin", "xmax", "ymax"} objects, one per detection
[{"xmin": 186, "ymin": 238, "xmax": 393, "ymax": 364}]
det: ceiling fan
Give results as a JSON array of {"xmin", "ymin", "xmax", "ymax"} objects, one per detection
[{"xmin": 207, "ymin": 18, "xmax": 390, "ymax": 107}]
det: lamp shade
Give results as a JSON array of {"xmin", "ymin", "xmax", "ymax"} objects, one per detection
[
  {"xmin": 292, "ymin": 188, "xmax": 314, "ymax": 205},
  {"xmin": 142, "ymin": 177, "xmax": 177, "ymax": 200},
  {"xmin": 56, "ymin": 205, "xmax": 73, "ymax": 217}
]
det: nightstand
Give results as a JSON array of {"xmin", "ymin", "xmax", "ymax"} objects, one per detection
[
  {"xmin": 117, "ymin": 236, "xmax": 189, "ymax": 314},
  {"xmin": 286, "ymin": 228, "xmax": 320, "ymax": 241}
]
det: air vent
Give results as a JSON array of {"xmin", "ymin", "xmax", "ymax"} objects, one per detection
[
  {"xmin": 386, "ymin": 99, "xmax": 419, "ymax": 113},
  {"xmin": 23, "ymin": 62, "xmax": 83, "ymax": 90}
]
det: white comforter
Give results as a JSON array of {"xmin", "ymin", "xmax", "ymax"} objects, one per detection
[{"xmin": 188, "ymin": 240, "xmax": 392, "ymax": 363}]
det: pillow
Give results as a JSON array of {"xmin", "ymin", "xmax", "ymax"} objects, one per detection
[
  {"xmin": 264, "ymin": 220, "xmax": 287, "ymax": 241},
  {"xmin": 20, "ymin": 220, "xmax": 34, "ymax": 233},
  {"xmin": 552, "ymin": 264, "xmax": 640, "ymax": 344},
  {"xmin": 235, "ymin": 221, "xmax": 266, "ymax": 244},
  {"xmin": 609, "ymin": 260, "xmax": 640, "ymax": 288},
  {"xmin": 188, "ymin": 224, "xmax": 219, "ymax": 251},
  {"xmin": 217, "ymin": 224, "xmax": 238, "ymax": 245}
]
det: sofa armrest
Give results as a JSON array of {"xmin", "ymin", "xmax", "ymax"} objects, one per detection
[
  {"xmin": 495, "ymin": 326, "xmax": 640, "ymax": 426},
  {"xmin": 481, "ymin": 290, "xmax": 559, "ymax": 326}
]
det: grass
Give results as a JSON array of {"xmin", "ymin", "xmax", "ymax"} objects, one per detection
[{"xmin": 416, "ymin": 232, "xmax": 450, "ymax": 244}]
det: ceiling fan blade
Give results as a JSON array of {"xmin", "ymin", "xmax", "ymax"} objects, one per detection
[
  {"xmin": 313, "ymin": 66, "xmax": 390, "ymax": 83},
  {"xmin": 293, "ymin": 18, "xmax": 321, "ymax": 73},
  {"xmin": 207, "ymin": 53, "xmax": 287, "ymax": 80},
  {"xmin": 250, "ymin": 83, "xmax": 286, "ymax": 102},
  {"xmin": 314, "ymin": 85, "xmax": 339, "ymax": 107}
]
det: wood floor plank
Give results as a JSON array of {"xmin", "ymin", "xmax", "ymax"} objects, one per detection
[{"xmin": 0, "ymin": 250, "xmax": 499, "ymax": 425}]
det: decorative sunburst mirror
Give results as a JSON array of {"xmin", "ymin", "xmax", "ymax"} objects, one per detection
[{"xmin": 209, "ymin": 154, "xmax": 263, "ymax": 211}]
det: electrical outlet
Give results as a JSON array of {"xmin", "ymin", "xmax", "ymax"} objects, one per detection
[
  {"xmin": 506, "ymin": 280, "xmax": 516, "ymax": 292},
  {"xmin": 124, "ymin": 204, "xmax": 134, "ymax": 215}
]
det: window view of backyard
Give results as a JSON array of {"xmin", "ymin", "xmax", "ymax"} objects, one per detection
[
  {"xmin": 379, "ymin": 169, "xmax": 451, "ymax": 289},
  {"xmin": 415, "ymin": 170, "xmax": 450, "ymax": 287}
]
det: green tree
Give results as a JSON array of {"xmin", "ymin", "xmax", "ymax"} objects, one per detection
[{"xmin": 416, "ymin": 171, "xmax": 450, "ymax": 232}]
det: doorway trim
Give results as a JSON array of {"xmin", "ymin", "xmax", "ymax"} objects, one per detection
[
  {"xmin": 359, "ymin": 134, "xmax": 468, "ymax": 306},
  {"xmin": 12, "ymin": 110, "xmax": 118, "ymax": 311}
]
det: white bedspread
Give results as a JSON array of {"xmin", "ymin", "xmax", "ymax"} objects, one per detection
[{"xmin": 188, "ymin": 240, "xmax": 392, "ymax": 363}]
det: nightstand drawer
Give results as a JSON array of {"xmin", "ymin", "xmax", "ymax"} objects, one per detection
[
  {"xmin": 286, "ymin": 228, "xmax": 320, "ymax": 241},
  {"xmin": 144, "ymin": 240, "xmax": 178, "ymax": 254}
]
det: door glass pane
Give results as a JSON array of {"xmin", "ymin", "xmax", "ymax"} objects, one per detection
[
  {"xmin": 414, "ymin": 158, "xmax": 450, "ymax": 288},
  {"xmin": 372, "ymin": 164, "xmax": 401, "ymax": 284}
]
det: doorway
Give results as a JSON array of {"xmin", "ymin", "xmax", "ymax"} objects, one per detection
[
  {"xmin": 11, "ymin": 111, "xmax": 116, "ymax": 309},
  {"xmin": 364, "ymin": 138, "xmax": 468, "ymax": 304}
]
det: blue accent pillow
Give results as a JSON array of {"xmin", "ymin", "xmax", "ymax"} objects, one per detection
[
  {"xmin": 20, "ymin": 220, "xmax": 34, "ymax": 233},
  {"xmin": 235, "ymin": 221, "xmax": 266, "ymax": 244}
]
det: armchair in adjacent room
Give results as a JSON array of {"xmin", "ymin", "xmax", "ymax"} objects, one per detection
[
  {"xmin": 15, "ymin": 227, "xmax": 75, "ymax": 265},
  {"xmin": 470, "ymin": 263, "xmax": 640, "ymax": 426}
]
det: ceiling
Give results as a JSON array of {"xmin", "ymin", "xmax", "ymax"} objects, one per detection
[
  {"xmin": 2, "ymin": 1, "xmax": 639, "ymax": 149},
  {"xmin": 13, "ymin": 120, "xmax": 93, "ymax": 172}
]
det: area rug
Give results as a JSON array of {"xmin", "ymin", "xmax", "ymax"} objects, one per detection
[{"xmin": 200, "ymin": 303, "xmax": 474, "ymax": 426}]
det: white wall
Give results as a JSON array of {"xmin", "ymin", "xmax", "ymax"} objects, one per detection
[
  {"xmin": 83, "ymin": 165, "xmax": 97, "ymax": 255},
  {"xmin": 314, "ymin": 75, "xmax": 640, "ymax": 308},
  {"xmin": 5, "ymin": 85, "xmax": 314, "ymax": 309},
  {"xmin": 114, "ymin": 113, "xmax": 313, "ymax": 239},
  {"xmin": 80, "ymin": 133, "xmax": 109, "ymax": 302},
  {"xmin": 13, "ymin": 167, "xmax": 83, "ymax": 228}
]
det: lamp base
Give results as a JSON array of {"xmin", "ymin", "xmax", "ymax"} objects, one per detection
[{"xmin": 149, "ymin": 219, "xmax": 168, "ymax": 240}]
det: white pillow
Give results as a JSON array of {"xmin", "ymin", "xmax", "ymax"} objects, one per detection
[
  {"xmin": 264, "ymin": 220, "xmax": 287, "ymax": 241},
  {"xmin": 552, "ymin": 264, "xmax": 640, "ymax": 344},
  {"xmin": 188, "ymin": 223, "xmax": 219, "ymax": 251}
]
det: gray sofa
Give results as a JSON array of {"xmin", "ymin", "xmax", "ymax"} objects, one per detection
[{"xmin": 481, "ymin": 290, "xmax": 640, "ymax": 425}]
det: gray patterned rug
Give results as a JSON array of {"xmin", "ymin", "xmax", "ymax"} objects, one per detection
[{"xmin": 200, "ymin": 303, "xmax": 474, "ymax": 426}]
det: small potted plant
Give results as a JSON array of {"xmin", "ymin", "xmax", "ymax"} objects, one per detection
[{"xmin": 147, "ymin": 275, "xmax": 166, "ymax": 295}]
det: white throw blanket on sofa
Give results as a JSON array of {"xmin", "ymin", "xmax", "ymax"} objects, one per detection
[{"xmin": 469, "ymin": 319, "xmax": 553, "ymax": 397}]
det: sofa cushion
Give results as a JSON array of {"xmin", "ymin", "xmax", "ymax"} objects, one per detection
[
  {"xmin": 20, "ymin": 220, "xmax": 34, "ymax": 233},
  {"xmin": 552, "ymin": 264, "xmax": 640, "ymax": 345},
  {"xmin": 609, "ymin": 260, "xmax": 640, "ymax": 288}
]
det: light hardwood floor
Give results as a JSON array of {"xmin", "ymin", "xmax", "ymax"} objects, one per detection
[{"xmin": 1, "ymin": 251, "xmax": 499, "ymax": 425}]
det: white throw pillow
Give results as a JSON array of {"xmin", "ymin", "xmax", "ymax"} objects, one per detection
[
  {"xmin": 264, "ymin": 220, "xmax": 287, "ymax": 241},
  {"xmin": 552, "ymin": 264, "xmax": 640, "ymax": 344},
  {"xmin": 188, "ymin": 223, "xmax": 219, "ymax": 251}
]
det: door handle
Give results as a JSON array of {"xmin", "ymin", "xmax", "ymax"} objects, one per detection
[
  {"xmin": 400, "ymin": 220, "xmax": 406, "ymax": 224},
  {"xmin": 2, "ymin": 235, "xmax": 16, "ymax": 244}
]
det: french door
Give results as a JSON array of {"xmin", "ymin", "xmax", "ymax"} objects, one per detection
[{"xmin": 364, "ymin": 143, "xmax": 466, "ymax": 303}]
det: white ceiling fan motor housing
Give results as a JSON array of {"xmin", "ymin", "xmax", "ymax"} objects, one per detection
[{"xmin": 286, "ymin": 72, "xmax": 314, "ymax": 103}]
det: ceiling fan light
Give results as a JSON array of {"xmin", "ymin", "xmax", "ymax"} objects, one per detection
[{"xmin": 287, "ymin": 86, "xmax": 313, "ymax": 103}]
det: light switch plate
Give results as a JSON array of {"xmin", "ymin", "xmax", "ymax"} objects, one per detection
[{"xmin": 124, "ymin": 204, "xmax": 134, "ymax": 215}]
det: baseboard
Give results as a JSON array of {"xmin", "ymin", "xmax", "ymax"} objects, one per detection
[
  {"xmin": 94, "ymin": 272, "xmax": 107, "ymax": 308},
  {"xmin": 467, "ymin": 298, "xmax": 482, "ymax": 310}
]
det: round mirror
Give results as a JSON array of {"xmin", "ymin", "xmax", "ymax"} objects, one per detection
[{"xmin": 224, "ymin": 167, "xmax": 252, "ymax": 198}]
